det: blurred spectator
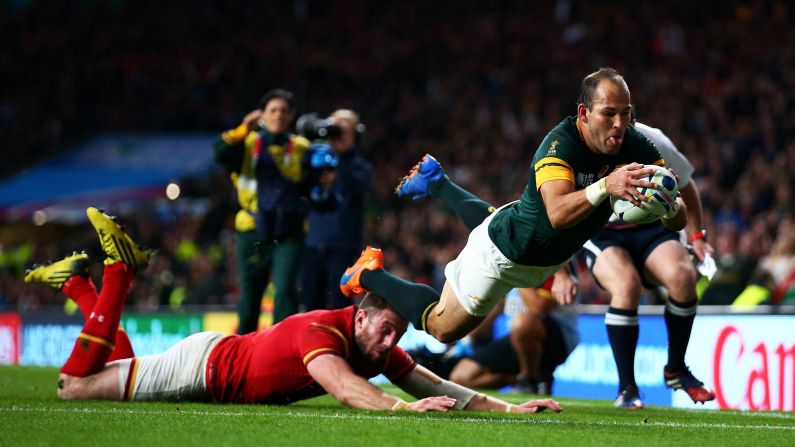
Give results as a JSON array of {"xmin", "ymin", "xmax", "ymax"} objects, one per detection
[
  {"xmin": 758, "ymin": 214, "xmax": 795, "ymax": 304},
  {"xmin": 699, "ymin": 224, "xmax": 757, "ymax": 305}
]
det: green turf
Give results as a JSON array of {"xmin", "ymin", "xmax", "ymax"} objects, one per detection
[{"xmin": 1, "ymin": 366, "xmax": 792, "ymax": 447}]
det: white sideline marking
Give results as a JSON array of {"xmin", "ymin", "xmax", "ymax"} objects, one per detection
[
  {"xmin": 556, "ymin": 400, "xmax": 795, "ymax": 419},
  {"xmin": 3, "ymin": 406, "xmax": 794, "ymax": 430}
]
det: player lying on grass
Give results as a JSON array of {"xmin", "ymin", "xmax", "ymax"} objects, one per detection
[{"xmin": 24, "ymin": 208, "xmax": 561, "ymax": 414}]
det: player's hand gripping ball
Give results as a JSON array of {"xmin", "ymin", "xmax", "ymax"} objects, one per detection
[{"xmin": 610, "ymin": 165, "xmax": 679, "ymax": 224}]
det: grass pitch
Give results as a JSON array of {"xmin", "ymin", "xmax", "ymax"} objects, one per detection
[{"xmin": 2, "ymin": 366, "xmax": 792, "ymax": 447}]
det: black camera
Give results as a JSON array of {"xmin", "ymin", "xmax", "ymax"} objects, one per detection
[{"xmin": 296, "ymin": 113, "xmax": 342, "ymax": 140}]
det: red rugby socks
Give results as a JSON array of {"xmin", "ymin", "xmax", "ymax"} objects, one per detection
[{"xmin": 61, "ymin": 263, "xmax": 134, "ymax": 376}]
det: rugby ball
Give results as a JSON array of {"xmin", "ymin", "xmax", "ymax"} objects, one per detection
[{"xmin": 610, "ymin": 165, "xmax": 678, "ymax": 224}]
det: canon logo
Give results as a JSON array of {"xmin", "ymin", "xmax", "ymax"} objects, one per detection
[{"xmin": 713, "ymin": 325, "xmax": 795, "ymax": 411}]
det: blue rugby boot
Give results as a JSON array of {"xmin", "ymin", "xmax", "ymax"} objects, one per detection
[{"xmin": 395, "ymin": 154, "xmax": 445, "ymax": 200}]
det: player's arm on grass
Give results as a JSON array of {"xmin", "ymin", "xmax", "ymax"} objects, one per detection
[
  {"xmin": 396, "ymin": 365, "xmax": 562, "ymax": 414},
  {"xmin": 306, "ymin": 353, "xmax": 456, "ymax": 412}
]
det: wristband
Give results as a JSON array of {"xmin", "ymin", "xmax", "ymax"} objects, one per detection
[
  {"xmin": 391, "ymin": 400, "xmax": 410, "ymax": 411},
  {"xmin": 689, "ymin": 229, "xmax": 708, "ymax": 242},
  {"xmin": 585, "ymin": 177, "xmax": 608, "ymax": 206},
  {"xmin": 504, "ymin": 404, "xmax": 514, "ymax": 413}
]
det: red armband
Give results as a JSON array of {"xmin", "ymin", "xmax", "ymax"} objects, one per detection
[{"xmin": 689, "ymin": 230, "xmax": 707, "ymax": 242}]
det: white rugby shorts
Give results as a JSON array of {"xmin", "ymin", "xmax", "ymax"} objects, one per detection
[
  {"xmin": 444, "ymin": 204, "xmax": 565, "ymax": 316},
  {"xmin": 111, "ymin": 331, "xmax": 225, "ymax": 401}
]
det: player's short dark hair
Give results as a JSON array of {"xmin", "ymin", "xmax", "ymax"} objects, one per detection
[
  {"xmin": 358, "ymin": 292, "xmax": 401, "ymax": 318},
  {"xmin": 578, "ymin": 67, "xmax": 629, "ymax": 110},
  {"xmin": 259, "ymin": 88, "xmax": 295, "ymax": 110}
]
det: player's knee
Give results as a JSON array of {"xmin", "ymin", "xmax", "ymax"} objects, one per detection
[
  {"xmin": 603, "ymin": 273, "xmax": 642, "ymax": 304},
  {"xmin": 427, "ymin": 316, "xmax": 480, "ymax": 344},
  {"xmin": 662, "ymin": 264, "xmax": 698, "ymax": 300},
  {"xmin": 608, "ymin": 283, "xmax": 642, "ymax": 308},
  {"xmin": 57, "ymin": 375, "xmax": 81, "ymax": 400},
  {"xmin": 511, "ymin": 316, "xmax": 544, "ymax": 339},
  {"xmin": 431, "ymin": 327, "xmax": 465, "ymax": 344}
]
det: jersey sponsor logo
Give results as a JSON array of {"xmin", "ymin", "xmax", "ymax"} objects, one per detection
[
  {"xmin": 548, "ymin": 140, "xmax": 559, "ymax": 156},
  {"xmin": 598, "ymin": 165, "xmax": 610, "ymax": 178},
  {"xmin": 576, "ymin": 172, "xmax": 596, "ymax": 188},
  {"xmin": 468, "ymin": 294, "xmax": 484, "ymax": 304}
]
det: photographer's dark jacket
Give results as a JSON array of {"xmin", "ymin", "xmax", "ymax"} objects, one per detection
[
  {"xmin": 214, "ymin": 124, "xmax": 322, "ymax": 240},
  {"xmin": 306, "ymin": 149, "xmax": 372, "ymax": 250}
]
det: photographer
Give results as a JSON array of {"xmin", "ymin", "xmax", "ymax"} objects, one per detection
[
  {"xmin": 299, "ymin": 109, "xmax": 373, "ymax": 311},
  {"xmin": 213, "ymin": 89, "xmax": 338, "ymax": 333}
]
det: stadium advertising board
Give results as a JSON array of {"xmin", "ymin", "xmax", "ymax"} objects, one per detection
[
  {"xmin": 0, "ymin": 313, "xmax": 22, "ymax": 364},
  {"xmin": 119, "ymin": 314, "xmax": 203, "ymax": 357},
  {"xmin": 203, "ymin": 312, "xmax": 239, "ymax": 335},
  {"xmin": 20, "ymin": 314, "xmax": 84, "ymax": 366},
  {"xmin": 553, "ymin": 314, "xmax": 795, "ymax": 411},
  {"xmin": 16, "ymin": 313, "xmax": 203, "ymax": 366},
  {"xmin": 675, "ymin": 315, "xmax": 795, "ymax": 411}
]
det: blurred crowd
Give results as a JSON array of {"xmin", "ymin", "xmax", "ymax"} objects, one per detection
[{"xmin": 1, "ymin": 0, "xmax": 794, "ymax": 312}]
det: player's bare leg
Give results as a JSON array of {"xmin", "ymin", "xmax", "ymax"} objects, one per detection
[
  {"xmin": 58, "ymin": 364, "xmax": 122, "ymax": 401},
  {"xmin": 510, "ymin": 310, "xmax": 545, "ymax": 391},
  {"xmin": 449, "ymin": 358, "xmax": 515, "ymax": 388},
  {"xmin": 424, "ymin": 282, "xmax": 484, "ymax": 343}
]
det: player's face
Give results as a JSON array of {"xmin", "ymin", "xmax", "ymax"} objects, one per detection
[
  {"xmin": 580, "ymin": 80, "xmax": 632, "ymax": 155},
  {"xmin": 354, "ymin": 309, "xmax": 408, "ymax": 363},
  {"xmin": 261, "ymin": 97, "xmax": 294, "ymax": 134},
  {"xmin": 330, "ymin": 118, "xmax": 356, "ymax": 153}
]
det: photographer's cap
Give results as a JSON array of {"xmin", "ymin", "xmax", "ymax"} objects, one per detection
[
  {"xmin": 329, "ymin": 109, "xmax": 359, "ymax": 125},
  {"xmin": 330, "ymin": 109, "xmax": 366, "ymax": 135}
]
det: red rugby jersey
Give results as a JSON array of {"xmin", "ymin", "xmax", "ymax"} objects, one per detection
[{"xmin": 205, "ymin": 306, "xmax": 416, "ymax": 404}]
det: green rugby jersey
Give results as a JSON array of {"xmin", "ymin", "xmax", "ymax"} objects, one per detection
[{"xmin": 488, "ymin": 117, "xmax": 663, "ymax": 266}]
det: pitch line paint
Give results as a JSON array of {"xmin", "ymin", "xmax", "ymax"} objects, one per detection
[{"xmin": 2, "ymin": 405, "xmax": 794, "ymax": 430}]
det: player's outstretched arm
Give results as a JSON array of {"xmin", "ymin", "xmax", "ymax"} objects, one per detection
[
  {"xmin": 396, "ymin": 365, "xmax": 563, "ymax": 413},
  {"xmin": 466, "ymin": 395, "xmax": 563, "ymax": 413},
  {"xmin": 306, "ymin": 354, "xmax": 455, "ymax": 412},
  {"xmin": 507, "ymin": 398, "xmax": 563, "ymax": 413}
]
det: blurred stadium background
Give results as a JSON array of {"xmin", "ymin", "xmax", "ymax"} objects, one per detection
[{"xmin": 0, "ymin": 1, "xmax": 793, "ymax": 411}]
